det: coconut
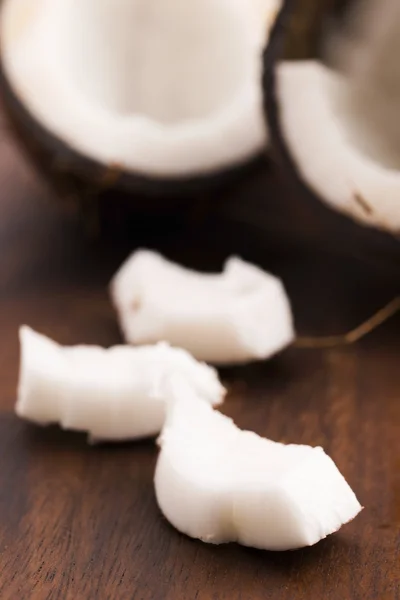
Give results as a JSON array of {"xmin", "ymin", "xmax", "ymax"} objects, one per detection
[
  {"xmin": 110, "ymin": 249, "xmax": 295, "ymax": 365},
  {"xmin": 0, "ymin": 0, "xmax": 280, "ymax": 209},
  {"xmin": 16, "ymin": 326, "xmax": 225, "ymax": 442},
  {"xmin": 263, "ymin": 0, "xmax": 400, "ymax": 273},
  {"xmin": 155, "ymin": 378, "xmax": 362, "ymax": 551}
]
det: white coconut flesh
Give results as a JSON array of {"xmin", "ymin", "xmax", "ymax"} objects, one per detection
[
  {"xmin": 1, "ymin": 0, "xmax": 280, "ymax": 178},
  {"xmin": 16, "ymin": 326, "xmax": 225, "ymax": 442},
  {"xmin": 155, "ymin": 380, "xmax": 362, "ymax": 551},
  {"xmin": 276, "ymin": 0, "xmax": 400, "ymax": 234},
  {"xmin": 111, "ymin": 250, "xmax": 294, "ymax": 365}
]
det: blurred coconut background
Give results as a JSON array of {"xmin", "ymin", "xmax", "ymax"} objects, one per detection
[{"xmin": 1, "ymin": 0, "xmax": 400, "ymax": 277}]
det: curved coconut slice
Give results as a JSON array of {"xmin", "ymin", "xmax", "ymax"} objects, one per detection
[
  {"xmin": 1, "ymin": 0, "xmax": 279, "ymax": 186},
  {"xmin": 155, "ymin": 379, "xmax": 362, "ymax": 551},
  {"xmin": 264, "ymin": 0, "xmax": 400, "ymax": 264},
  {"xmin": 16, "ymin": 326, "xmax": 225, "ymax": 442},
  {"xmin": 111, "ymin": 250, "xmax": 294, "ymax": 365}
]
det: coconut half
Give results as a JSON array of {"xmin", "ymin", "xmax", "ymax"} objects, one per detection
[
  {"xmin": 111, "ymin": 249, "xmax": 294, "ymax": 365},
  {"xmin": 16, "ymin": 326, "xmax": 225, "ymax": 442},
  {"xmin": 264, "ymin": 0, "xmax": 400, "ymax": 269},
  {"xmin": 0, "ymin": 0, "xmax": 280, "ymax": 195},
  {"xmin": 155, "ymin": 379, "xmax": 362, "ymax": 551}
]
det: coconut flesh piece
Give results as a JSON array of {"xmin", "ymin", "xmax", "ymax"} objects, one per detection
[
  {"xmin": 1, "ymin": 0, "xmax": 280, "ymax": 178},
  {"xmin": 111, "ymin": 250, "xmax": 295, "ymax": 365},
  {"xmin": 155, "ymin": 379, "xmax": 362, "ymax": 551},
  {"xmin": 16, "ymin": 326, "xmax": 225, "ymax": 442},
  {"xmin": 275, "ymin": 0, "xmax": 400, "ymax": 235}
]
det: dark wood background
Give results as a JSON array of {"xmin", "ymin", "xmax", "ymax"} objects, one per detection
[{"xmin": 0, "ymin": 118, "xmax": 399, "ymax": 599}]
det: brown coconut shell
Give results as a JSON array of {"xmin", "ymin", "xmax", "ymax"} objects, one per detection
[{"xmin": 263, "ymin": 0, "xmax": 400, "ymax": 276}]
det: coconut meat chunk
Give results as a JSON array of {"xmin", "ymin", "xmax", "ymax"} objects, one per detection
[
  {"xmin": 155, "ymin": 379, "xmax": 362, "ymax": 551},
  {"xmin": 110, "ymin": 250, "xmax": 294, "ymax": 365},
  {"xmin": 1, "ymin": 0, "xmax": 280, "ymax": 177},
  {"xmin": 16, "ymin": 326, "xmax": 225, "ymax": 442}
]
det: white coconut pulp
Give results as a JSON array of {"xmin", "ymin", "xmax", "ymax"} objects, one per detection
[
  {"xmin": 111, "ymin": 250, "xmax": 294, "ymax": 365},
  {"xmin": 1, "ymin": 0, "xmax": 280, "ymax": 178},
  {"xmin": 155, "ymin": 379, "xmax": 362, "ymax": 551},
  {"xmin": 16, "ymin": 326, "xmax": 225, "ymax": 442},
  {"xmin": 276, "ymin": 0, "xmax": 400, "ymax": 234}
]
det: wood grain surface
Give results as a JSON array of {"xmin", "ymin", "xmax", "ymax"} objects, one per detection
[{"xmin": 0, "ymin": 127, "xmax": 399, "ymax": 600}]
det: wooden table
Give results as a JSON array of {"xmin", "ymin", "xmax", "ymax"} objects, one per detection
[{"xmin": 0, "ymin": 126, "xmax": 399, "ymax": 599}]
